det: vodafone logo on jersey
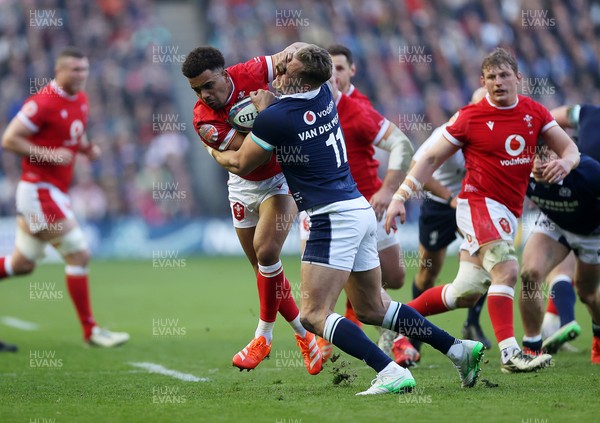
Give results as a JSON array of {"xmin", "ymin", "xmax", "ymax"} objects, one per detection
[
  {"xmin": 505, "ymin": 135, "xmax": 526, "ymax": 156},
  {"xmin": 303, "ymin": 111, "xmax": 316, "ymax": 125},
  {"xmin": 500, "ymin": 134, "xmax": 531, "ymax": 166}
]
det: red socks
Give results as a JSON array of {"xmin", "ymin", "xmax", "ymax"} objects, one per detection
[
  {"xmin": 257, "ymin": 261, "xmax": 284, "ymax": 322},
  {"xmin": 65, "ymin": 266, "xmax": 96, "ymax": 339},
  {"xmin": 277, "ymin": 277, "xmax": 300, "ymax": 321},
  {"xmin": 487, "ymin": 285, "xmax": 515, "ymax": 343},
  {"xmin": 407, "ymin": 285, "xmax": 449, "ymax": 316}
]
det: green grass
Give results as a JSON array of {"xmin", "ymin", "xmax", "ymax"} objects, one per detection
[{"xmin": 0, "ymin": 256, "xmax": 598, "ymax": 423}]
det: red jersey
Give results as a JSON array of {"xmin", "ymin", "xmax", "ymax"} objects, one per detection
[
  {"xmin": 192, "ymin": 56, "xmax": 280, "ymax": 182},
  {"xmin": 337, "ymin": 92, "xmax": 390, "ymax": 200},
  {"xmin": 444, "ymin": 95, "xmax": 557, "ymax": 217},
  {"xmin": 17, "ymin": 80, "xmax": 88, "ymax": 193},
  {"xmin": 347, "ymin": 84, "xmax": 372, "ymax": 107}
]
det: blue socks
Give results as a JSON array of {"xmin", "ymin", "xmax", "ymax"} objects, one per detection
[
  {"xmin": 323, "ymin": 313, "xmax": 391, "ymax": 372},
  {"xmin": 383, "ymin": 301, "xmax": 455, "ymax": 354}
]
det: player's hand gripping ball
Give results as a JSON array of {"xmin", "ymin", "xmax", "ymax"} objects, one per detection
[{"xmin": 228, "ymin": 97, "xmax": 258, "ymax": 132}]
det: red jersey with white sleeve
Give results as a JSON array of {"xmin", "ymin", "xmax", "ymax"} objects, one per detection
[
  {"xmin": 192, "ymin": 56, "xmax": 280, "ymax": 182},
  {"xmin": 444, "ymin": 94, "xmax": 557, "ymax": 217},
  {"xmin": 336, "ymin": 91, "xmax": 390, "ymax": 200},
  {"xmin": 16, "ymin": 80, "xmax": 88, "ymax": 193}
]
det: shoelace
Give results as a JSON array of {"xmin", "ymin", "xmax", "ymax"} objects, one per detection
[
  {"xmin": 246, "ymin": 339, "xmax": 268, "ymax": 360},
  {"xmin": 514, "ymin": 351, "xmax": 535, "ymax": 363}
]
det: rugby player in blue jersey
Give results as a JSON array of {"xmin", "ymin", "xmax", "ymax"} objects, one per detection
[
  {"xmin": 209, "ymin": 44, "xmax": 485, "ymax": 395},
  {"xmin": 520, "ymin": 150, "xmax": 600, "ymax": 364}
]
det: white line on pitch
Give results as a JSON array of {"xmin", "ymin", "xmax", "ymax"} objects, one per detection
[
  {"xmin": 0, "ymin": 316, "xmax": 39, "ymax": 331},
  {"xmin": 129, "ymin": 362, "xmax": 209, "ymax": 382}
]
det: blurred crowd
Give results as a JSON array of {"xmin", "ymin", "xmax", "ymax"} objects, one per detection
[
  {"xmin": 0, "ymin": 0, "xmax": 197, "ymax": 224},
  {"xmin": 1, "ymin": 0, "xmax": 598, "ymax": 223}
]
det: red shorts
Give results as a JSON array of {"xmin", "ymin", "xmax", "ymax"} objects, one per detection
[
  {"xmin": 456, "ymin": 196, "xmax": 517, "ymax": 255},
  {"xmin": 16, "ymin": 181, "xmax": 73, "ymax": 233}
]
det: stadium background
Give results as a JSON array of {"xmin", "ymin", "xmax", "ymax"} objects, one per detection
[
  {"xmin": 0, "ymin": 0, "xmax": 599, "ymax": 260},
  {"xmin": 0, "ymin": 2, "xmax": 599, "ymax": 422}
]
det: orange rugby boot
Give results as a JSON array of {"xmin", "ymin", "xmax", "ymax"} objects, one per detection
[
  {"xmin": 232, "ymin": 336, "xmax": 271, "ymax": 371},
  {"xmin": 295, "ymin": 332, "xmax": 323, "ymax": 375},
  {"xmin": 316, "ymin": 336, "xmax": 334, "ymax": 363},
  {"xmin": 392, "ymin": 335, "xmax": 421, "ymax": 368}
]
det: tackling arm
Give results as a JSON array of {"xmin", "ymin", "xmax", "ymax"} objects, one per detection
[{"xmin": 210, "ymin": 132, "xmax": 272, "ymax": 176}]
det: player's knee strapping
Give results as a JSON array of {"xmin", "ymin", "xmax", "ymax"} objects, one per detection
[
  {"xmin": 444, "ymin": 261, "xmax": 491, "ymax": 309},
  {"xmin": 15, "ymin": 226, "xmax": 46, "ymax": 261},
  {"xmin": 51, "ymin": 227, "xmax": 88, "ymax": 257},
  {"xmin": 482, "ymin": 241, "xmax": 517, "ymax": 273}
]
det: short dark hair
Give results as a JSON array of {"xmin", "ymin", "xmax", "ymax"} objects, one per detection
[
  {"xmin": 295, "ymin": 45, "xmax": 332, "ymax": 88},
  {"xmin": 481, "ymin": 47, "xmax": 518, "ymax": 75},
  {"xmin": 57, "ymin": 46, "xmax": 85, "ymax": 60},
  {"xmin": 181, "ymin": 46, "xmax": 225, "ymax": 78},
  {"xmin": 327, "ymin": 44, "xmax": 353, "ymax": 65}
]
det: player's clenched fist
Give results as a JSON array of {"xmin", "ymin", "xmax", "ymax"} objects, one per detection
[{"xmin": 249, "ymin": 89, "xmax": 276, "ymax": 113}]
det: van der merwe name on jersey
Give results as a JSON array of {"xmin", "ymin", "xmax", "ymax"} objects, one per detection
[
  {"xmin": 299, "ymin": 100, "xmax": 338, "ymax": 141},
  {"xmin": 299, "ymin": 113, "xmax": 339, "ymax": 141}
]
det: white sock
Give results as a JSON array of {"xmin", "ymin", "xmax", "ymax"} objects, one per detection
[
  {"xmin": 446, "ymin": 341, "xmax": 465, "ymax": 363},
  {"xmin": 523, "ymin": 334, "xmax": 542, "ymax": 343},
  {"xmin": 255, "ymin": 319, "xmax": 275, "ymax": 344},
  {"xmin": 379, "ymin": 361, "xmax": 402, "ymax": 376},
  {"xmin": 287, "ymin": 315, "xmax": 306, "ymax": 337},
  {"xmin": 499, "ymin": 337, "xmax": 520, "ymax": 363}
]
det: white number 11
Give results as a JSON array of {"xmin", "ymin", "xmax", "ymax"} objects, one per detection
[{"xmin": 325, "ymin": 127, "xmax": 348, "ymax": 167}]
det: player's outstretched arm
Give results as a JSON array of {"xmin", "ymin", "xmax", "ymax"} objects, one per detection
[
  {"xmin": 2, "ymin": 117, "xmax": 73, "ymax": 165},
  {"xmin": 384, "ymin": 135, "xmax": 458, "ymax": 233}
]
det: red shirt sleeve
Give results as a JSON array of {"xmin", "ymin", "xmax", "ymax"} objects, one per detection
[
  {"xmin": 443, "ymin": 109, "xmax": 468, "ymax": 147},
  {"xmin": 17, "ymin": 95, "xmax": 50, "ymax": 133}
]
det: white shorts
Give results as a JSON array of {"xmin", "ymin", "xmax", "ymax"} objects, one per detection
[
  {"xmin": 302, "ymin": 197, "xmax": 380, "ymax": 272},
  {"xmin": 16, "ymin": 181, "xmax": 74, "ymax": 234},
  {"xmin": 456, "ymin": 196, "xmax": 517, "ymax": 255},
  {"xmin": 532, "ymin": 213, "xmax": 600, "ymax": 265},
  {"xmin": 298, "ymin": 209, "xmax": 399, "ymax": 251},
  {"xmin": 227, "ymin": 172, "xmax": 289, "ymax": 228}
]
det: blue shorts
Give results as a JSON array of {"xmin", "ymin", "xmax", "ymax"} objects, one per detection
[
  {"xmin": 419, "ymin": 200, "xmax": 458, "ymax": 252},
  {"xmin": 302, "ymin": 197, "xmax": 380, "ymax": 272}
]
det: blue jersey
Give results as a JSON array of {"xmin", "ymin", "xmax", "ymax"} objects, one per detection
[
  {"xmin": 577, "ymin": 104, "xmax": 600, "ymax": 163},
  {"xmin": 251, "ymin": 85, "xmax": 361, "ymax": 211},
  {"xmin": 527, "ymin": 155, "xmax": 600, "ymax": 235}
]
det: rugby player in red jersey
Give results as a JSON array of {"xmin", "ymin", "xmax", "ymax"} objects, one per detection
[
  {"xmin": 0, "ymin": 47, "xmax": 129, "ymax": 347},
  {"xmin": 386, "ymin": 47, "xmax": 580, "ymax": 373},
  {"xmin": 181, "ymin": 43, "xmax": 322, "ymax": 375}
]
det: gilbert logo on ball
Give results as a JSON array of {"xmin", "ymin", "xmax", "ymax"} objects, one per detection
[{"xmin": 228, "ymin": 97, "xmax": 258, "ymax": 132}]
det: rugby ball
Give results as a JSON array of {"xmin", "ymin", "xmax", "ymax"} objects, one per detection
[{"xmin": 228, "ymin": 97, "xmax": 258, "ymax": 132}]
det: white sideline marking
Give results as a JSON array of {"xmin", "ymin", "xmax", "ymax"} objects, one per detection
[
  {"xmin": 129, "ymin": 362, "xmax": 209, "ymax": 382},
  {"xmin": 1, "ymin": 316, "xmax": 39, "ymax": 331}
]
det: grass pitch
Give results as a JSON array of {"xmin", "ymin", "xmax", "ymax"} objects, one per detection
[{"xmin": 0, "ymin": 256, "xmax": 598, "ymax": 422}]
